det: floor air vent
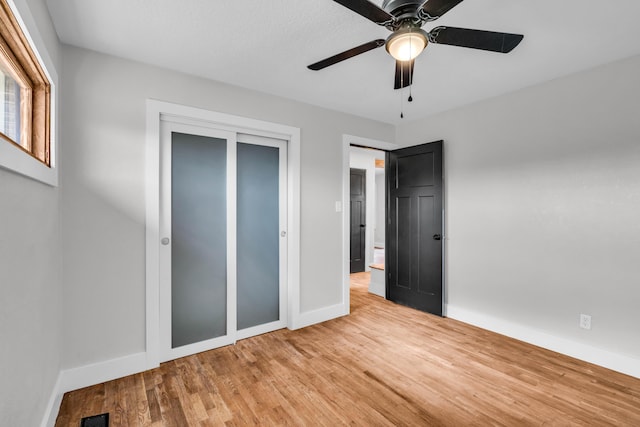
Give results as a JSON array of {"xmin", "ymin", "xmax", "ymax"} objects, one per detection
[{"xmin": 80, "ymin": 413, "xmax": 109, "ymax": 427}]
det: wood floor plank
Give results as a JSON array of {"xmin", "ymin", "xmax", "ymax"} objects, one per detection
[{"xmin": 55, "ymin": 272, "xmax": 640, "ymax": 426}]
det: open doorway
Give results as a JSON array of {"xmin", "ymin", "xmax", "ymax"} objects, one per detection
[
  {"xmin": 346, "ymin": 140, "xmax": 394, "ymax": 304},
  {"xmin": 341, "ymin": 135, "xmax": 396, "ymax": 315},
  {"xmin": 349, "ymin": 146, "xmax": 386, "ymax": 275},
  {"xmin": 342, "ymin": 136, "xmax": 445, "ymax": 318}
]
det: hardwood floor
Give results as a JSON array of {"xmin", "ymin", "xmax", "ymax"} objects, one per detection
[{"xmin": 56, "ymin": 273, "xmax": 640, "ymax": 426}]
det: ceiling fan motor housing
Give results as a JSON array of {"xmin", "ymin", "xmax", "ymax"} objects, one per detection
[{"xmin": 382, "ymin": 0, "xmax": 424, "ymax": 21}]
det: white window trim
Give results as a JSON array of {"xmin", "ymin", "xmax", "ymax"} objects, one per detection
[{"xmin": 0, "ymin": 0, "xmax": 58, "ymax": 186}]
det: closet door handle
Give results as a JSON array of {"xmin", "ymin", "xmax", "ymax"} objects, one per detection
[{"xmin": 433, "ymin": 234, "xmax": 441, "ymax": 241}]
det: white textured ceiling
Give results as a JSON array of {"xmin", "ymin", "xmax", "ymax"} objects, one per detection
[{"xmin": 46, "ymin": 0, "xmax": 640, "ymax": 124}]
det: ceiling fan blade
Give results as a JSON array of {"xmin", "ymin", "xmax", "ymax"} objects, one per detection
[
  {"xmin": 394, "ymin": 60, "xmax": 414, "ymax": 89},
  {"xmin": 308, "ymin": 39, "xmax": 385, "ymax": 70},
  {"xmin": 419, "ymin": 0, "xmax": 464, "ymax": 20},
  {"xmin": 429, "ymin": 26, "xmax": 524, "ymax": 53},
  {"xmin": 332, "ymin": 0, "xmax": 394, "ymax": 25}
]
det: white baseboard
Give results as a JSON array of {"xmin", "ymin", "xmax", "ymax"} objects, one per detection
[
  {"xmin": 41, "ymin": 372, "xmax": 63, "ymax": 427},
  {"xmin": 59, "ymin": 352, "xmax": 149, "ymax": 393},
  {"xmin": 291, "ymin": 303, "xmax": 348, "ymax": 330},
  {"xmin": 446, "ymin": 305, "xmax": 640, "ymax": 379},
  {"xmin": 41, "ymin": 352, "xmax": 151, "ymax": 427}
]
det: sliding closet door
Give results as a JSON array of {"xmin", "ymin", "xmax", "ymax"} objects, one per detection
[
  {"xmin": 236, "ymin": 135, "xmax": 287, "ymax": 339},
  {"xmin": 160, "ymin": 122, "xmax": 236, "ymax": 361},
  {"xmin": 159, "ymin": 122, "xmax": 287, "ymax": 362}
]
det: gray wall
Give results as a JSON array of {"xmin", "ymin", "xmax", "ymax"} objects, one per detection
[
  {"xmin": 0, "ymin": 0, "xmax": 61, "ymax": 425},
  {"xmin": 0, "ymin": 170, "xmax": 61, "ymax": 426},
  {"xmin": 59, "ymin": 45, "xmax": 395, "ymax": 368},
  {"xmin": 396, "ymin": 55, "xmax": 640, "ymax": 359}
]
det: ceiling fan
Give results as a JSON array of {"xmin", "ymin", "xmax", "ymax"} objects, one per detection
[{"xmin": 308, "ymin": 0, "xmax": 524, "ymax": 89}]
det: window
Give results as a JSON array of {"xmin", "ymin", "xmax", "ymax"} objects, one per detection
[
  {"xmin": 0, "ymin": 66, "xmax": 21, "ymax": 143},
  {"xmin": 0, "ymin": 0, "xmax": 51, "ymax": 166}
]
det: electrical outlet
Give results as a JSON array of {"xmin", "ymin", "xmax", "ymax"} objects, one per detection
[{"xmin": 579, "ymin": 314, "xmax": 592, "ymax": 330}]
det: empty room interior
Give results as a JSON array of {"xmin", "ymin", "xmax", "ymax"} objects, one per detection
[{"xmin": 1, "ymin": 0, "xmax": 639, "ymax": 426}]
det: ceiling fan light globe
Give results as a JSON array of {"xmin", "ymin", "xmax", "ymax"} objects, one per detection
[{"xmin": 386, "ymin": 30, "xmax": 428, "ymax": 61}]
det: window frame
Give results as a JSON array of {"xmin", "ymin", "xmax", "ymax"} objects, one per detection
[{"xmin": 0, "ymin": 0, "xmax": 57, "ymax": 186}]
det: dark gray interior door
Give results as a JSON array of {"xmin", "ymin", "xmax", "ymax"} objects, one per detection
[
  {"xmin": 350, "ymin": 168, "xmax": 366, "ymax": 273},
  {"xmin": 386, "ymin": 141, "xmax": 443, "ymax": 316}
]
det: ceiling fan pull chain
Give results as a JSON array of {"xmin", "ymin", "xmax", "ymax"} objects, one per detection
[
  {"xmin": 400, "ymin": 60, "xmax": 404, "ymax": 118},
  {"xmin": 407, "ymin": 27, "xmax": 414, "ymax": 103},
  {"xmin": 408, "ymin": 58, "xmax": 413, "ymax": 102}
]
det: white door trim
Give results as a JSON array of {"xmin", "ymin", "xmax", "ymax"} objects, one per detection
[{"xmin": 146, "ymin": 99, "xmax": 301, "ymax": 369}]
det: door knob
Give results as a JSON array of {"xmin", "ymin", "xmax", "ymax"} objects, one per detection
[
  {"xmin": 161, "ymin": 237, "xmax": 170, "ymax": 245},
  {"xmin": 433, "ymin": 234, "xmax": 441, "ymax": 241},
  {"xmin": 360, "ymin": 224, "xmax": 366, "ymax": 228}
]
